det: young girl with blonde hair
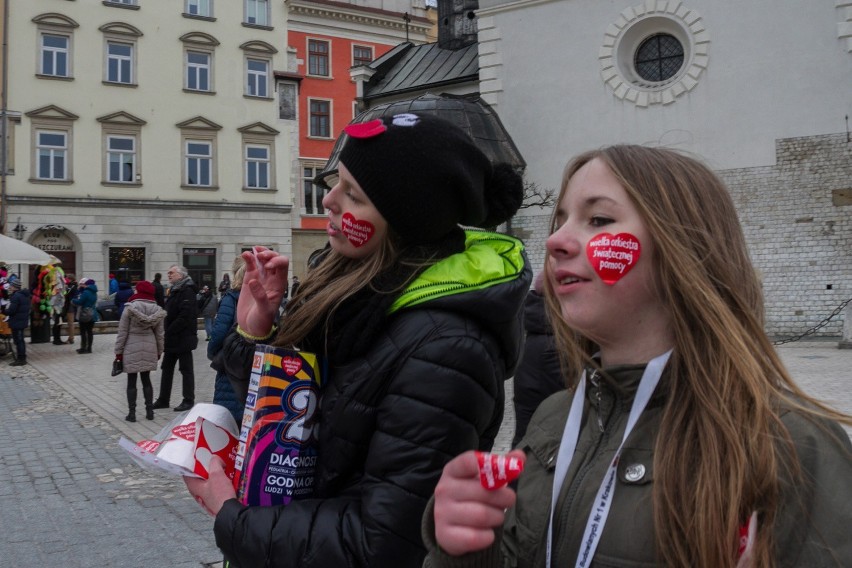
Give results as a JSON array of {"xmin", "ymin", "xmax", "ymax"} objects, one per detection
[{"xmin": 426, "ymin": 145, "xmax": 851, "ymax": 567}]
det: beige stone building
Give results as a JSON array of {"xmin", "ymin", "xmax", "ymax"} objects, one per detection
[{"xmin": 1, "ymin": 0, "xmax": 295, "ymax": 290}]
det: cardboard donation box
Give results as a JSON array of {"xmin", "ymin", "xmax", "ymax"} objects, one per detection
[
  {"xmin": 119, "ymin": 403, "xmax": 239, "ymax": 480},
  {"xmin": 234, "ymin": 345, "xmax": 322, "ymax": 506}
]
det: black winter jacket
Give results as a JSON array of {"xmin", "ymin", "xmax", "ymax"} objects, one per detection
[
  {"xmin": 512, "ymin": 290, "xmax": 564, "ymax": 447},
  {"xmin": 163, "ymin": 278, "xmax": 198, "ymax": 354},
  {"xmin": 215, "ymin": 232, "xmax": 531, "ymax": 568},
  {"xmin": 6, "ymin": 289, "xmax": 32, "ymax": 330}
]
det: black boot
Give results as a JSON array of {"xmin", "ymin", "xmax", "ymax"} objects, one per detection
[
  {"xmin": 142, "ymin": 381, "xmax": 154, "ymax": 420},
  {"xmin": 76, "ymin": 338, "xmax": 88, "ymax": 354},
  {"xmin": 126, "ymin": 384, "xmax": 137, "ymax": 422}
]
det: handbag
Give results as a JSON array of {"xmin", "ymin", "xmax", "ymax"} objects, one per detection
[
  {"xmin": 111, "ymin": 358, "xmax": 124, "ymax": 376},
  {"xmin": 78, "ymin": 306, "xmax": 95, "ymax": 323}
]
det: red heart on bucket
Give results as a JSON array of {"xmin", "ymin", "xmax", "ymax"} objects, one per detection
[
  {"xmin": 282, "ymin": 356, "xmax": 302, "ymax": 376},
  {"xmin": 341, "ymin": 212, "xmax": 376, "ymax": 248},
  {"xmin": 476, "ymin": 451, "xmax": 525, "ymax": 490},
  {"xmin": 586, "ymin": 232, "xmax": 641, "ymax": 285}
]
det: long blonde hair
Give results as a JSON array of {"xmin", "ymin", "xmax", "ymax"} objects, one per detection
[
  {"xmin": 274, "ymin": 231, "xmax": 405, "ymax": 351},
  {"xmin": 544, "ymin": 145, "xmax": 851, "ymax": 567}
]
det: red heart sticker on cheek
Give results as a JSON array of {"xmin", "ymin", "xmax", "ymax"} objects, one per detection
[
  {"xmin": 341, "ymin": 212, "xmax": 376, "ymax": 248},
  {"xmin": 476, "ymin": 451, "xmax": 525, "ymax": 490},
  {"xmin": 586, "ymin": 232, "xmax": 641, "ymax": 285}
]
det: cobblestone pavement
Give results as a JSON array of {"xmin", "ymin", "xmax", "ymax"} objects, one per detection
[{"xmin": 0, "ymin": 334, "xmax": 849, "ymax": 567}]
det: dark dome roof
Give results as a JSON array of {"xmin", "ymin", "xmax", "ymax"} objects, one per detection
[{"xmin": 314, "ymin": 92, "xmax": 526, "ymax": 188}]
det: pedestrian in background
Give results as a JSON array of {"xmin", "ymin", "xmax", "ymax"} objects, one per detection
[
  {"xmin": 115, "ymin": 279, "xmax": 133, "ymax": 318},
  {"xmin": 72, "ymin": 278, "xmax": 99, "ymax": 354},
  {"xmin": 50, "ymin": 269, "xmax": 67, "ymax": 346},
  {"xmin": 197, "ymin": 285, "xmax": 218, "ymax": 341},
  {"xmin": 217, "ymin": 273, "xmax": 230, "ymax": 299},
  {"xmin": 6, "ymin": 280, "xmax": 31, "ymax": 366},
  {"xmin": 62, "ymin": 274, "xmax": 78, "ymax": 344},
  {"xmin": 207, "ymin": 256, "xmax": 246, "ymax": 425},
  {"xmin": 185, "ymin": 112, "xmax": 529, "ymax": 567},
  {"xmin": 114, "ymin": 281, "xmax": 166, "ymax": 422},
  {"xmin": 108, "ymin": 273, "xmax": 119, "ymax": 296},
  {"xmin": 289, "ymin": 274, "xmax": 300, "ymax": 299},
  {"xmin": 152, "ymin": 273, "xmax": 165, "ymax": 308},
  {"xmin": 511, "ymin": 271, "xmax": 563, "ymax": 448},
  {"xmin": 152, "ymin": 265, "xmax": 199, "ymax": 412},
  {"xmin": 426, "ymin": 145, "xmax": 852, "ymax": 568}
]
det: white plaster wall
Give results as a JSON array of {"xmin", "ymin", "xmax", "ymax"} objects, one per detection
[{"xmin": 479, "ymin": 0, "xmax": 852, "ymax": 192}]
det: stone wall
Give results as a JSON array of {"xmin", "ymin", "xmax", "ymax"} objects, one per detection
[{"xmin": 510, "ymin": 133, "xmax": 852, "ymax": 338}]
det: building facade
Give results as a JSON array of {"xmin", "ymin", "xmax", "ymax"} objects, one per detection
[
  {"xmin": 2, "ymin": 0, "xmax": 295, "ymax": 290},
  {"xmin": 285, "ymin": 0, "xmax": 432, "ymax": 277},
  {"xmin": 477, "ymin": 0, "xmax": 852, "ymax": 337}
]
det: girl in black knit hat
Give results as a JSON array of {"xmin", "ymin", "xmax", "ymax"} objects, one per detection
[{"xmin": 185, "ymin": 112, "xmax": 532, "ymax": 568}]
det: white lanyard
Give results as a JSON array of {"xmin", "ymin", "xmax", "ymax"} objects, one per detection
[{"xmin": 546, "ymin": 350, "xmax": 672, "ymax": 568}]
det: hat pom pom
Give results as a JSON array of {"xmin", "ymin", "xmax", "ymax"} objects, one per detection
[{"xmin": 481, "ymin": 163, "xmax": 524, "ymax": 227}]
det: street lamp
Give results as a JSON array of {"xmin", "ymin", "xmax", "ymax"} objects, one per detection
[{"xmin": 11, "ymin": 217, "xmax": 27, "ymax": 240}]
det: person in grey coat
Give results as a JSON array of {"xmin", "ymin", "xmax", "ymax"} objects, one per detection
[{"xmin": 114, "ymin": 281, "xmax": 166, "ymax": 422}]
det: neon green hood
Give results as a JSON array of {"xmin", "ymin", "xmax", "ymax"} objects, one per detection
[{"xmin": 389, "ymin": 230, "xmax": 527, "ymax": 314}]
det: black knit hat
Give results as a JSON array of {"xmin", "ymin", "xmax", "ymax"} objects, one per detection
[{"xmin": 339, "ymin": 113, "xmax": 523, "ymax": 245}]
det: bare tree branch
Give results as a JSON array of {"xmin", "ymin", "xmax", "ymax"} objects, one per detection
[{"xmin": 519, "ymin": 181, "xmax": 557, "ymax": 210}]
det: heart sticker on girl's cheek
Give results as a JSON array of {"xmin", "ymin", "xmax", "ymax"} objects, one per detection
[
  {"xmin": 341, "ymin": 212, "xmax": 376, "ymax": 248},
  {"xmin": 586, "ymin": 232, "xmax": 641, "ymax": 285}
]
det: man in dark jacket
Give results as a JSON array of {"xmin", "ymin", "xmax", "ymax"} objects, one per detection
[
  {"xmin": 152, "ymin": 265, "xmax": 199, "ymax": 411},
  {"xmin": 6, "ymin": 280, "xmax": 32, "ymax": 366},
  {"xmin": 152, "ymin": 272, "xmax": 165, "ymax": 308}
]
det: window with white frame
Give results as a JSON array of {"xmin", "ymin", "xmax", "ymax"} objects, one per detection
[
  {"xmin": 245, "ymin": 0, "xmax": 269, "ymax": 26},
  {"xmin": 34, "ymin": 13, "xmax": 78, "ymax": 79},
  {"xmin": 308, "ymin": 39, "xmax": 329, "ymax": 76},
  {"xmin": 186, "ymin": 50, "xmax": 211, "ymax": 91},
  {"xmin": 352, "ymin": 45, "xmax": 373, "ymax": 67},
  {"xmin": 302, "ymin": 163, "xmax": 327, "ymax": 215},
  {"xmin": 309, "ymin": 99, "xmax": 331, "ymax": 138},
  {"xmin": 185, "ymin": 140, "xmax": 213, "ymax": 186},
  {"xmin": 245, "ymin": 144, "xmax": 270, "ymax": 189},
  {"xmin": 40, "ymin": 34, "xmax": 70, "ymax": 77},
  {"xmin": 246, "ymin": 58, "xmax": 269, "ymax": 97},
  {"xmin": 186, "ymin": 0, "xmax": 212, "ymax": 17},
  {"xmin": 107, "ymin": 135, "xmax": 136, "ymax": 183},
  {"xmin": 36, "ymin": 130, "xmax": 68, "ymax": 181},
  {"xmin": 98, "ymin": 111, "xmax": 145, "ymax": 186},
  {"xmin": 106, "ymin": 41, "xmax": 133, "ymax": 84}
]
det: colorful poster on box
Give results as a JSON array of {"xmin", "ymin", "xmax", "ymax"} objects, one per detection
[{"xmin": 234, "ymin": 344, "xmax": 322, "ymax": 506}]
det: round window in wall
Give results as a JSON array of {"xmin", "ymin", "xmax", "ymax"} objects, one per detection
[
  {"xmin": 599, "ymin": 0, "xmax": 709, "ymax": 107},
  {"xmin": 634, "ymin": 33, "xmax": 684, "ymax": 84}
]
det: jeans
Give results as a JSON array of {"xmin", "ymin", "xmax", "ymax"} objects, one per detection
[
  {"xmin": 157, "ymin": 351, "xmax": 195, "ymax": 404},
  {"xmin": 204, "ymin": 317, "xmax": 215, "ymax": 338},
  {"xmin": 11, "ymin": 328, "xmax": 25, "ymax": 360}
]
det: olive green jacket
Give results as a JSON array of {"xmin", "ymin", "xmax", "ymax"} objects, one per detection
[{"xmin": 424, "ymin": 365, "xmax": 852, "ymax": 567}]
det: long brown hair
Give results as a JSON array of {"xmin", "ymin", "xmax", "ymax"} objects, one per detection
[{"xmin": 543, "ymin": 145, "xmax": 851, "ymax": 567}]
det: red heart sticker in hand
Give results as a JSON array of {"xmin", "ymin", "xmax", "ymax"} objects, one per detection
[
  {"xmin": 586, "ymin": 232, "xmax": 641, "ymax": 285},
  {"xmin": 341, "ymin": 212, "xmax": 376, "ymax": 248},
  {"xmin": 476, "ymin": 451, "xmax": 525, "ymax": 490},
  {"xmin": 281, "ymin": 356, "xmax": 302, "ymax": 376},
  {"xmin": 345, "ymin": 119, "xmax": 386, "ymax": 139}
]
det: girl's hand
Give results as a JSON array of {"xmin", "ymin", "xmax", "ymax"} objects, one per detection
[
  {"xmin": 236, "ymin": 246, "xmax": 289, "ymax": 337},
  {"xmin": 184, "ymin": 456, "xmax": 236, "ymax": 517},
  {"xmin": 433, "ymin": 450, "xmax": 524, "ymax": 556}
]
